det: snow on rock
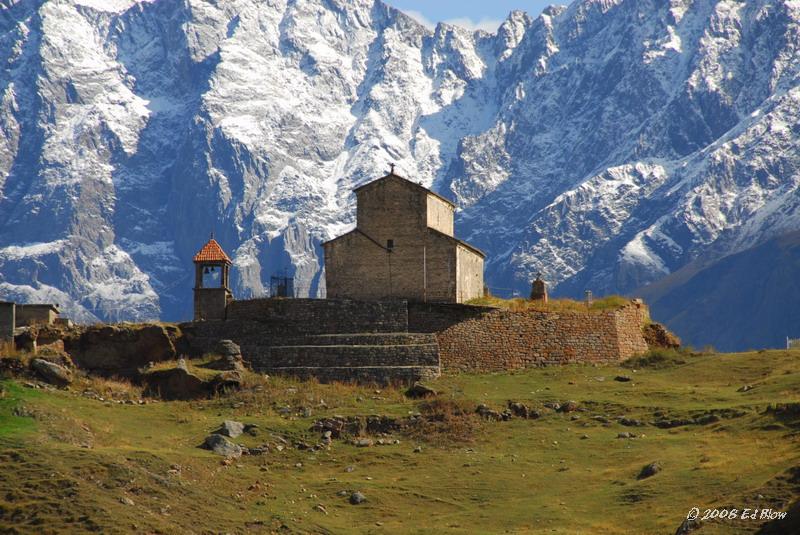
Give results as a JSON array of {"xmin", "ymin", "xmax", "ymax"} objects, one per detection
[{"xmin": 2, "ymin": 0, "xmax": 800, "ymax": 320}]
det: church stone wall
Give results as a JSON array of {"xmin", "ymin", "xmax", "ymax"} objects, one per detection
[
  {"xmin": 456, "ymin": 245, "xmax": 484, "ymax": 302},
  {"xmin": 324, "ymin": 231, "xmax": 392, "ymax": 301},
  {"xmin": 326, "ymin": 176, "xmax": 476, "ymax": 303},
  {"xmin": 183, "ymin": 298, "xmax": 649, "ymax": 380},
  {"xmin": 356, "ymin": 177, "xmax": 426, "ymax": 243},
  {"xmin": 426, "ymin": 194, "xmax": 454, "ymax": 236},
  {"xmin": 422, "ymin": 230, "xmax": 457, "ymax": 302}
]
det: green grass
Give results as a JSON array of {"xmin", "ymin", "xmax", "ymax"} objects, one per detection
[
  {"xmin": 1, "ymin": 350, "xmax": 799, "ymax": 533},
  {"xmin": 0, "ymin": 381, "xmax": 40, "ymax": 439},
  {"xmin": 466, "ymin": 294, "xmax": 632, "ymax": 313}
]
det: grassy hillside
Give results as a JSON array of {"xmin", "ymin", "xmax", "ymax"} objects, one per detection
[{"xmin": 1, "ymin": 350, "xmax": 799, "ymax": 534}]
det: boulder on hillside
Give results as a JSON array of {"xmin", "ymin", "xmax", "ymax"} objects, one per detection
[
  {"xmin": 216, "ymin": 420, "xmax": 244, "ymax": 438},
  {"xmin": 214, "ymin": 339, "xmax": 241, "ymax": 358},
  {"xmin": 204, "ymin": 340, "xmax": 245, "ymax": 371},
  {"xmin": 558, "ymin": 401, "xmax": 580, "ymax": 413},
  {"xmin": 209, "ymin": 370, "xmax": 243, "ymax": 394},
  {"xmin": 143, "ymin": 366, "xmax": 206, "ymax": 401},
  {"xmin": 30, "ymin": 358, "xmax": 72, "ymax": 387},
  {"xmin": 674, "ymin": 519, "xmax": 701, "ymax": 535},
  {"xmin": 475, "ymin": 404, "xmax": 503, "ymax": 421},
  {"xmin": 637, "ymin": 461, "xmax": 662, "ymax": 480},
  {"xmin": 643, "ymin": 323, "xmax": 681, "ymax": 349},
  {"xmin": 311, "ymin": 416, "xmax": 366, "ymax": 438},
  {"xmin": 143, "ymin": 364, "xmax": 242, "ymax": 400},
  {"xmin": 405, "ymin": 382, "xmax": 437, "ymax": 399},
  {"xmin": 68, "ymin": 324, "xmax": 180, "ymax": 377},
  {"xmin": 507, "ymin": 401, "xmax": 540, "ymax": 419},
  {"xmin": 349, "ymin": 491, "xmax": 367, "ymax": 505},
  {"xmin": 201, "ymin": 434, "xmax": 243, "ymax": 458}
]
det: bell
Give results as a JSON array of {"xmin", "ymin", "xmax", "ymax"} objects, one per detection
[{"xmin": 204, "ymin": 266, "xmax": 210, "ymax": 274}]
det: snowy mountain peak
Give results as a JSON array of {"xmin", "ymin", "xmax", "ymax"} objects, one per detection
[{"xmin": 1, "ymin": 0, "xmax": 800, "ymax": 330}]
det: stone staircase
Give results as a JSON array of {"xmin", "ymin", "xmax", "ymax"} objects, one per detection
[
  {"xmin": 180, "ymin": 299, "xmax": 442, "ymax": 384},
  {"xmin": 247, "ymin": 332, "xmax": 440, "ymax": 384}
]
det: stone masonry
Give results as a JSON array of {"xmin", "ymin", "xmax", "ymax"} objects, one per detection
[
  {"xmin": 182, "ymin": 298, "xmax": 439, "ymax": 384},
  {"xmin": 180, "ymin": 297, "xmax": 651, "ymax": 381},
  {"xmin": 0, "ymin": 302, "xmax": 14, "ymax": 344},
  {"xmin": 324, "ymin": 171, "xmax": 485, "ymax": 303},
  {"xmin": 408, "ymin": 302, "xmax": 650, "ymax": 372}
]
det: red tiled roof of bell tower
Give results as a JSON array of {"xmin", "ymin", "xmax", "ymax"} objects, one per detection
[{"xmin": 193, "ymin": 238, "xmax": 232, "ymax": 264}]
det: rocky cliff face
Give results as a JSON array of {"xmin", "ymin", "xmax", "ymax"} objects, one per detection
[{"xmin": 1, "ymin": 0, "xmax": 800, "ymax": 346}]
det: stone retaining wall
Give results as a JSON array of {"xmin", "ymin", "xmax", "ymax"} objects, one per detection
[
  {"xmin": 226, "ymin": 298, "xmax": 408, "ymax": 334},
  {"xmin": 408, "ymin": 302, "xmax": 649, "ymax": 372},
  {"xmin": 253, "ymin": 342, "xmax": 439, "ymax": 369},
  {"xmin": 183, "ymin": 298, "xmax": 649, "ymax": 377}
]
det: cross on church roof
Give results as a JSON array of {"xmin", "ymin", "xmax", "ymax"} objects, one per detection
[{"xmin": 389, "ymin": 163, "xmax": 395, "ymax": 174}]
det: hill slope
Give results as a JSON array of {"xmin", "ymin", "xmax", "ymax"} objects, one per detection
[{"xmin": 1, "ymin": 350, "xmax": 799, "ymax": 533}]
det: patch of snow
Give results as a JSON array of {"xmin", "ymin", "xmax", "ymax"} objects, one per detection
[{"xmin": 0, "ymin": 240, "xmax": 67, "ymax": 260}]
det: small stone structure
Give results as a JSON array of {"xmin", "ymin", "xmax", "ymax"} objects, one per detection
[
  {"xmin": 323, "ymin": 168, "xmax": 485, "ymax": 303},
  {"xmin": 530, "ymin": 273, "xmax": 548, "ymax": 303},
  {"xmin": 193, "ymin": 237, "xmax": 233, "ymax": 321},
  {"xmin": 0, "ymin": 302, "xmax": 14, "ymax": 344},
  {"xmin": 16, "ymin": 303, "xmax": 60, "ymax": 327},
  {"xmin": 1, "ymin": 300, "xmax": 66, "ymax": 350}
]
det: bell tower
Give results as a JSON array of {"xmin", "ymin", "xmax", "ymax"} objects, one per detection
[{"xmin": 192, "ymin": 236, "xmax": 233, "ymax": 321}]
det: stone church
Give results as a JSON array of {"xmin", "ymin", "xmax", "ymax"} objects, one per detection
[{"xmin": 323, "ymin": 168, "xmax": 485, "ymax": 303}]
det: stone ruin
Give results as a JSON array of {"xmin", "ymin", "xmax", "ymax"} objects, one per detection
[{"xmin": 530, "ymin": 273, "xmax": 548, "ymax": 303}]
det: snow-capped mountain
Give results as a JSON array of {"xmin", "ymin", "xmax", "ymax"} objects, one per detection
[{"xmin": 2, "ymin": 0, "xmax": 800, "ymax": 342}]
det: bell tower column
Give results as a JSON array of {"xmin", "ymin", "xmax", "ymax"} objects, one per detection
[{"xmin": 192, "ymin": 236, "xmax": 234, "ymax": 321}]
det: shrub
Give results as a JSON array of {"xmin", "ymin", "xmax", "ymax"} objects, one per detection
[
  {"xmin": 622, "ymin": 348, "xmax": 687, "ymax": 369},
  {"xmin": 405, "ymin": 398, "xmax": 483, "ymax": 446}
]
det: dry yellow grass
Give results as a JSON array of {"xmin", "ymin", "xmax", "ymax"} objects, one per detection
[
  {"xmin": 466, "ymin": 293, "xmax": 632, "ymax": 313},
  {"xmin": 2, "ymin": 350, "xmax": 798, "ymax": 534}
]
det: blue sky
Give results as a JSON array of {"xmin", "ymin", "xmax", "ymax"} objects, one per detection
[{"xmin": 385, "ymin": 1, "xmax": 555, "ymax": 32}]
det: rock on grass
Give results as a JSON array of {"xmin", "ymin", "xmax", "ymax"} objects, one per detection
[
  {"xmin": 349, "ymin": 491, "xmax": 367, "ymax": 505},
  {"xmin": 216, "ymin": 420, "xmax": 244, "ymax": 438},
  {"xmin": 406, "ymin": 383, "xmax": 437, "ymax": 399},
  {"xmin": 638, "ymin": 462, "xmax": 662, "ymax": 480},
  {"xmin": 30, "ymin": 358, "xmax": 72, "ymax": 387},
  {"xmin": 202, "ymin": 434, "xmax": 243, "ymax": 458}
]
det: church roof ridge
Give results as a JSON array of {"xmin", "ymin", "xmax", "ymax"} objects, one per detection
[{"xmin": 353, "ymin": 170, "xmax": 456, "ymax": 208}]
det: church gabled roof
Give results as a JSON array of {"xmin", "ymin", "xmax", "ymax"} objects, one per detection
[
  {"xmin": 193, "ymin": 238, "xmax": 232, "ymax": 264},
  {"xmin": 353, "ymin": 171, "xmax": 456, "ymax": 208}
]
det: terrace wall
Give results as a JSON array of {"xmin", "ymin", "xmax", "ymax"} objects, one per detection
[{"xmin": 407, "ymin": 302, "xmax": 649, "ymax": 372}]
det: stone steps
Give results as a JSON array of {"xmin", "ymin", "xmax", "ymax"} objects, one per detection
[
  {"xmin": 257, "ymin": 365, "xmax": 440, "ymax": 385},
  {"xmin": 251, "ymin": 343, "xmax": 440, "ymax": 368},
  {"xmin": 282, "ymin": 332, "xmax": 437, "ymax": 346}
]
